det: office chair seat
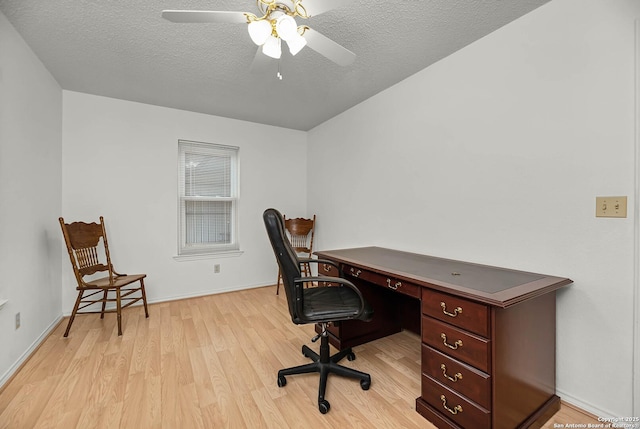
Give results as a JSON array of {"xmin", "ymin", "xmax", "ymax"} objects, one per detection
[{"xmin": 301, "ymin": 286, "xmax": 373, "ymax": 322}]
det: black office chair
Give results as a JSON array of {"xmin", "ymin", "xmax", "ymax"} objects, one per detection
[{"xmin": 263, "ymin": 208, "xmax": 373, "ymax": 414}]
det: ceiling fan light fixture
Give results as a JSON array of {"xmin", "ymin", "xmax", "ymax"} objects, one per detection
[
  {"xmin": 248, "ymin": 19, "xmax": 272, "ymax": 45},
  {"xmin": 163, "ymin": 1, "xmax": 356, "ymax": 68},
  {"xmin": 275, "ymin": 14, "xmax": 298, "ymax": 41},
  {"xmin": 263, "ymin": 35, "xmax": 282, "ymax": 59},
  {"xmin": 286, "ymin": 34, "xmax": 307, "ymax": 56}
]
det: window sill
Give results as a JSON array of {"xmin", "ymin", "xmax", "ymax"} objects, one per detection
[{"xmin": 173, "ymin": 250, "xmax": 244, "ymax": 262}]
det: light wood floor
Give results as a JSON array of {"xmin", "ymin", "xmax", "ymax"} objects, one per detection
[{"xmin": 0, "ymin": 285, "xmax": 600, "ymax": 429}]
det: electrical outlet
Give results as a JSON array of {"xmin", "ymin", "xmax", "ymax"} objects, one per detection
[
  {"xmin": 15, "ymin": 312, "xmax": 20, "ymax": 330},
  {"xmin": 214, "ymin": 264, "xmax": 221, "ymax": 274},
  {"xmin": 596, "ymin": 196, "xmax": 627, "ymax": 218}
]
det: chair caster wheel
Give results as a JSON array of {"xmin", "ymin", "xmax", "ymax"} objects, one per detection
[
  {"xmin": 318, "ymin": 400, "xmax": 330, "ymax": 414},
  {"xmin": 360, "ymin": 378, "xmax": 371, "ymax": 390},
  {"xmin": 277, "ymin": 375, "xmax": 287, "ymax": 387},
  {"xmin": 347, "ymin": 352, "xmax": 356, "ymax": 361},
  {"xmin": 302, "ymin": 346, "xmax": 311, "ymax": 358}
]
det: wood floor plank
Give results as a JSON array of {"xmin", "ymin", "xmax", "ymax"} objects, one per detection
[
  {"xmin": 1, "ymin": 374, "xmax": 65, "ymax": 429},
  {"xmin": 0, "ymin": 285, "xmax": 602, "ymax": 429},
  {"xmin": 159, "ymin": 352, "xmax": 179, "ymax": 429}
]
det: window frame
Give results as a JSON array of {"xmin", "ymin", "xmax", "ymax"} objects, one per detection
[{"xmin": 176, "ymin": 140, "xmax": 241, "ymax": 259}]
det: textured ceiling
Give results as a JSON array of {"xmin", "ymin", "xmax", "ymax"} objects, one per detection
[{"xmin": 0, "ymin": 0, "xmax": 552, "ymax": 131}]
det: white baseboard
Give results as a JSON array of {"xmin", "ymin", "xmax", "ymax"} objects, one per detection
[
  {"xmin": 61, "ymin": 282, "xmax": 274, "ymax": 316},
  {"xmin": 146, "ymin": 281, "xmax": 274, "ymax": 306},
  {"xmin": 557, "ymin": 388, "xmax": 614, "ymax": 420},
  {"xmin": 0, "ymin": 315, "xmax": 63, "ymax": 389}
]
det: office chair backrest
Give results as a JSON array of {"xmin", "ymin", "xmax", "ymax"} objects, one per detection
[{"xmin": 263, "ymin": 208, "xmax": 305, "ymax": 324}]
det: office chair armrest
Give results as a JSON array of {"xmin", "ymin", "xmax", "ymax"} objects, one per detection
[
  {"xmin": 300, "ymin": 258, "xmax": 345, "ymax": 277},
  {"xmin": 294, "ymin": 276, "xmax": 367, "ymax": 316},
  {"xmin": 297, "ymin": 257, "xmax": 314, "ymax": 270}
]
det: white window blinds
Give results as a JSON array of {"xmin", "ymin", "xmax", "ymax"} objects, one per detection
[{"xmin": 178, "ymin": 140, "xmax": 239, "ymax": 255}]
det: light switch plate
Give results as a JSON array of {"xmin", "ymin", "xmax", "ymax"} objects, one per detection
[{"xmin": 596, "ymin": 196, "xmax": 627, "ymax": 218}]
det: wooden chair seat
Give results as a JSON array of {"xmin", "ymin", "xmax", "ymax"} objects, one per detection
[{"xmin": 85, "ymin": 274, "xmax": 146, "ymax": 289}]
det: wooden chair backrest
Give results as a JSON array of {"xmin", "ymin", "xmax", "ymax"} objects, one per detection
[
  {"xmin": 59, "ymin": 216, "xmax": 114, "ymax": 286},
  {"xmin": 283, "ymin": 215, "xmax": 316, "ymax": 255}
]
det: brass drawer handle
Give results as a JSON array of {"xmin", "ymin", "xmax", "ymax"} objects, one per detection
[
  {"xmin": 322, "ymin": 264, "xmax": 332, "ymax": 272},
  {"xmin": 440, "ymin": 364, "xmax": 463, "ymax": 382},
  {"xmin": 386, "ymin": 278, "xmax": 401, "ymax": 290},
  {"xmin": 441, "ymin": 333, "xmax": 463, "ymax": 350},
  {"xmin": 440, "ymin": 395, "xmax": 463, "ymax": 415},
  {"xmin": 441, "ymin": 302, "xmax": 463, "ymax": 317},
  {"xmin": 350, "ymin": 268, "xmax": 361, "ymax": 277}
]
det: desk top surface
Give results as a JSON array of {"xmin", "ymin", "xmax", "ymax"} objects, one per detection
[{"xmin": 315, "ymin": 246, "xmax": 572, "ymax": 307}]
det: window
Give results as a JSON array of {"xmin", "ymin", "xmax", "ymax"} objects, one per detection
[{"xmin": 177, "ymin": 140, "xmax": 239, "ymax": 257}]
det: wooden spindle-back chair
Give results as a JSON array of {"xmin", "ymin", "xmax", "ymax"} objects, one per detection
[
  {"xmin": 59, "ymin": 216, "xmax": 148, "ymax": 337},
  {"xmin": 276, "ymin": 214, "xmax": 316, "ymax": 295}
]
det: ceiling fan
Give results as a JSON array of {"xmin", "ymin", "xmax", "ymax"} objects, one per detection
[{"xmin": 162, "ymin": 0, "xmax": 356, "ymax": 71}]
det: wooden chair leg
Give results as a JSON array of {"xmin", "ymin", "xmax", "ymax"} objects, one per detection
[
  {"xmin": 140, "ymin": 279, "xmax": 149, "ymax": 318},
  {"xmin": 276, "ymin": 268, "xmax": 281, "ymax": 295},
  {"xmin": 100, "ymin": 290, "xmax": 108, "ymax": 319},
  {"xmin": 302, "ymin": 262, "xmax": 314, "ymax": 288},
  {"xmin": 116, "ymin": 288, "xmax": 122, "ymax": 336},
  {"xmin": 64, "ymin": 290, "xmax": 84, "ymax": 337}
]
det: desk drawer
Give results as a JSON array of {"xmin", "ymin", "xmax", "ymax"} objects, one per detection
[
  {"xmin": 318, "ymin": 262, "xmax": 340, "ymax": 286},
  {"xmin": 319, "ymin": 262, "xmax": 339, "ymax": 276},
  {"xmin": 422, "ymin": 344, "xmax": 490, "ymax": 409},
  {"xmin": 344, "ymin": 264, "xmax": 420, "ymax": 299},
  {"xmin": 422, "ymin": 317, "xmax": 490, "ymax": 373},
  {"xmin": 422, "ymin": 289, "xmax": 489, "ymax": 337},
  {"xmin": 421, "ymin": 374, "xmax": 490, "ymax": 429}
]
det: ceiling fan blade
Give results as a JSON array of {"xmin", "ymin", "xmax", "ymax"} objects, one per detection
[
  {"xmin": 303, "ymin": 28, "xmax": 355, "ymax": 66},
  {"xmin": 250, "ymin": 46, "xmax": 277, "ymax": 75},
  {"xmin": 161, "ymin": 10, "xmax": 248, "ymax": 24},
  {"xmin": 299, "ymin": 0, "xmax": 343, "ymax": 17}
]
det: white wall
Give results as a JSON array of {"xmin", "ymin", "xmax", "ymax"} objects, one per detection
[
  {"xmin": 61, "ymin": 91, "xmax": 307, "ymax": 312},
  {"xmin": 0, "ymin": 12, "xmax": 62, "ymax": 384},
  {"xmin": 308, "ymin": 0, "xmax": 639, "ymax": 418}
]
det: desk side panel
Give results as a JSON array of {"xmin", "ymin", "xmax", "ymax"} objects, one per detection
[{"xmin": 492, "ymin": 292, "xmax": 557, "ymax": 429}]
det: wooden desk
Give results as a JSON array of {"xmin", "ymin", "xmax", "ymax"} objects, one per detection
[{"xmin": 314, "ymin": 247, "xmax": 572, "ymax": 429}]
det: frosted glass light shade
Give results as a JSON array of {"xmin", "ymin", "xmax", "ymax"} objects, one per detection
[
  {"xmin": 286, "ymin": 34, "xmax": 307, "ymax": 56},
  {"xmin": 263, "ymin": 36, "xmax": 282, "ymax": 59},
  {"xmin": 275, "ymin": 15, "xmax": 298, "ymax": 41},
  {"xmin": 248, "ymin": 20, "xmax": 272, "ymax": 45}
]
